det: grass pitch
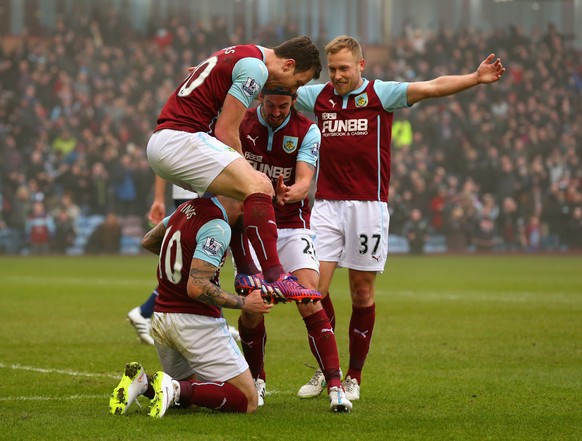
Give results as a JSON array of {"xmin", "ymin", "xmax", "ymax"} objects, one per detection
[{"xmin": 0, "ymin": 254, "xmax": 580, "ymax": 440}]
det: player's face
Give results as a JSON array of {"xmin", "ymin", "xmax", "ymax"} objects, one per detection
[
  {"xmin": 327, "ymin": 48, "xmax": 365, "ymax": 96},
  {"xmin": 266, "ymin": 61, "xmax": 314, "ymax": 94},
  {"xmin": 260, "ymin": 94, "xmax": 294, "ymax": 129}
]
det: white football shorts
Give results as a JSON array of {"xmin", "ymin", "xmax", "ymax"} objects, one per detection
[
  {"xmin": 311, "ymin": 199, "xmax": 390, "ymax": 272},
  {"xmin": 152, "ymin": 312, "xmax": 248, "ymax": 382},
  {"xmin": 276, "ymin": 228, "xmax": 319, "ymax": 274},
  {"xmin": 242, "ymin": 228, "xmax": 319, "ymax": 274},
  {"xmin": 147, "ymin": 129, "xmax": 242, "ymax": 195}
]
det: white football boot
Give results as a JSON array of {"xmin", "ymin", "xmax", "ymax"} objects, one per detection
[
  {"xmin": 109, "ymin": 362, "xmax": 148, "ymax": 415},
  {"xmin": 328, "ymin": 386, "xmax": 352, "ymax": 413},
  {"xmin": 127, "ymin": 307, "xmax": 154, "ymax": 345},
  {"xmin": 255, "ymin": 378, "xmax": 266, "ymax": 407},
  {"xmin": 149, "ymin": 371, "xmax": 179, "ymax": 418},
  {"xmin": 341, "ymin": 376, "xmax": 360, "ymax": 401},
  {"xmin": 297, "ymin": 368, "xmax": 326, "ymax": 398}
]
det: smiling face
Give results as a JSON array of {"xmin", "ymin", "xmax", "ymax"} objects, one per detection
[
  {"xmin": 327, "ymin": 47, "xmax": 365, "ymax": 96},
  {"xmin": 260, "ymin": 93, "xmax": 294, "ymax": 129}
]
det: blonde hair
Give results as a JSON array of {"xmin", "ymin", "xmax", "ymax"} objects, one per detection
[{"xmin": 325, "ymin": 35, "xmax": 363, "ymax": 60}]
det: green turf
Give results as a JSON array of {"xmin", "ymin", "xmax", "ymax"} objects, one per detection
[{"xmin": 0, "ymin": 255, "xmax": 580, "ymax": 440}]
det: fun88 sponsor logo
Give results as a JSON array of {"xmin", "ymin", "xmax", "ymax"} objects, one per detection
[{"xmin": 321, "ymin": 118, "xmax": 368, "ymax": 137}]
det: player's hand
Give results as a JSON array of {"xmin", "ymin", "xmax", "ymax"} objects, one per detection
[
  {"xmin": 477, "ymin": 54, "xmax": 506, "ymax": 84},
  {"xmin": 274, "ymin": 175, "xmax": 291, "ymax": 206},
  {"xmin": 148, "ymin": 200, "xmax": 166, "ymax": 226},
  {"xmin": 242, "ymin": 290, "xmax": 274, "ymax": 314}
]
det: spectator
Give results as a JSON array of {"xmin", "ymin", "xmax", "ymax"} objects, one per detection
[
  {"xmin": 25, "ymin": 200, "xmax": 55, "ymax": 255},
  {"xmin": 403, "ymin": 208, "xmax": 430, "ymax": 255},
  {"xmin": 566, "ymin": 206, "xmax": 582, "ymax": 250},
  {"xmin": 0, "ymin": 208, "xmax": 20, "ymax": 254},
  {"xmin": 428, "ymin": 185, "xmax": 448, "ymax": 234},
  {"xmin": 88, "ymin": 161, "xmax": 111, "ymax": 215},
  {"xmin": 497, "ymin": 196, "xmax": 522, "ymax": 251},
  {"xmin": 473, "ymin": 206, "xmax": 498, "ymax": 252},
  {"xmin": 444, "ymin": 206, "xmax": 470, "ymax": 252},
  {"xmin": 525, "ymin": 215, "xmax": 541, "ymax": 252},
  {"xmin": 52, "ymin": 193, "xmax": 81, "ymax": 226},
  {"xmin": 543, "ymin": 184, "xmax": 571, "ymax": 250},
  {"xmin": 52, "ymin": 210, "xmax": 76, "ymax": 254},
  {"xmin": 110, "ymin": 154, "xmax": 137, "ymax": 216},
  {"xmin": 84, "ymin": 212, "xmax": 122, "ymax": 254}
]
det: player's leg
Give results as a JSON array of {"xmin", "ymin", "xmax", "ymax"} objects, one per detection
[
  {"xmin": 276, "ymin": 228, "xmax": 349, "ymax": 410},
  {"xmin": 171, "ymin": 369, "xmax": 257, "ymax": 414},
  {"xmin": 237, "ymin": 310, "xmax": 267, "ymax": 406},
  {"xmin": 293, "ymin": 276, "xmax": 351, "ymax": 412},
  {"xmin": 339, "ymin": 200, "xmax": 389, "ymax": 401},
  {"xmin": 207, "ymin": 156, "xmax": 286, "ymax": 283},
  {"xmin": 312, "ymin": 200, "xmax": 342, "ymax": 326},
  {"xmin": 205, "ymin": 149, "xmax": 320, "ymax": 301},
  {"xmin": 343, "ymin": 269, "xmax": 377, "ymax": 400},
  {"xmin": 150, "ymin": 311, "xmax": 256, "ymax": 416},
  {"xmin": 295, "ymin": 270, "xmax": 345, "ymax": 403},
  {"xmin": 296, "ymin": 201, "xmax": 343, "ymax": 394},
  {"xmin": 229, "ymin": 215, "xmax": 261, "ymax": 276},
  {"xmin": 127, "ymin": 288, "xmax": 157, "ymax": 345},
  {"xmin": 318, "ymin": 261, "xmax": 338, "ymax": 329},
  {"xmin": 222, "ymin": 199, "xmax": 265, "ymax": 299}
]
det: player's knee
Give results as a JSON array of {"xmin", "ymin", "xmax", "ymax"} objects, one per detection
[
  {"xmin": 245, "ymin": 392, "xmax": 258, "ymax": 413},
  {"xmin": 296, "ymin": 301, "xmax": 321, "ymax": 317},
  {"xmin": 351, "ymin": 287, "xmax": 374, "ymax": 307},
  {"xmin": 244, "ymin": 171, "xmax": 274, "ymax": 197}
]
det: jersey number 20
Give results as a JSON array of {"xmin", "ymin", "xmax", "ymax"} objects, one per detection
[{"xmin": 178, "ymin": 56, "xmax": 218, "ymax": 97}]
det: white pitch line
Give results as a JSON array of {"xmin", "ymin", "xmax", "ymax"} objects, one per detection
[
  {"xmin": 0, "ymin": 363, "xmax": 286, "ymax": 401},
  {"xmin": 0, "ymin": 362, "xmax": 119, "ymax": 379},
  {"xmin": 0, "ymin": 394, "xmax": 109, "ymax": 402}
]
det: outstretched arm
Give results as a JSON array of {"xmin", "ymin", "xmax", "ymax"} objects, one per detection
[{"xmin": 406, "ymin": 54, "xmax": 505, "ymax": 105}]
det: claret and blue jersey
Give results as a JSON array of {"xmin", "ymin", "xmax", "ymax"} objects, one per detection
[{"xmin": 296, "ymin": 79, "xmax": 410, "ymax": 202}]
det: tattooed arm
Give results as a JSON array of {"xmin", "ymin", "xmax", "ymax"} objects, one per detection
[
  {"xmin": 141, "ymin": 221, "xmax": 167, "ymax": 255},
  {"xmin": 187, "ymin": 258, "xmax": 273, "ymax": 314}
]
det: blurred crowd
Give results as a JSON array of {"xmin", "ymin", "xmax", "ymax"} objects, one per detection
[
  {"xmin": 384, "ymin": 23, "xmax": 582, "ymax": 253},
  {"xmin": 0, "ymin": 9, "xmax": 581, "ymax": 254}
]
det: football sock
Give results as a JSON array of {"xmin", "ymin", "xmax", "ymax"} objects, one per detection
[
  {"xmin": 178, "ymin": 380, "xmax": 248, "ymax": 413},
  {"xmin": 238, "ymin": 316, "xmax": 267, "ymax": 381},
  {"xmin": 139, "ymin": 289, "xmax": 158, "ymax": 319},
  {"xmin": 321, "ymin": 293, "xmax": 336, "ymax": 331},
  {"xmin": 347, "ymin": 303, "xmax": 376, "ymax": 384},
  {"xmin": 304, "ymin": 309, "xmax": 341, "ymax": 389},
  {"xmin": 229, "ymin": 218, "xmax": 261, "ymax": 275},
  {"xmin": 243, "ymin": 193, "xmax": 283, "ymax": 282}
]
